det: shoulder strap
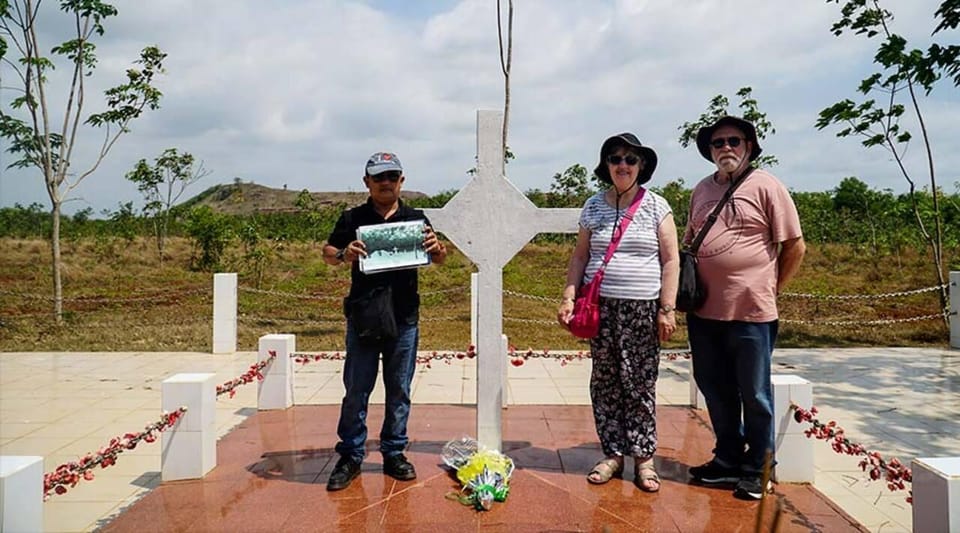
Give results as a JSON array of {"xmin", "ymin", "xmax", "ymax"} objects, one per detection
[
  {"xmin": 598, "ymin": 187, "xmax": 646, "ymax": 269},
  {"xmin": 688, "ymin": 167, "xmax": 755, "ymax": 253}
]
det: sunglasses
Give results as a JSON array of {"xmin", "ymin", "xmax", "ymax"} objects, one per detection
[
  {"xmin": 710, "ymin": 136, "xmax": 745, "ymax": 149},
  {"xmin": 605, "ymin": 154, "xmax": 641, "ymax": 166},
  {"xmin": 370, "ymin": 171, "xmax": 401, "ymax": 183}
]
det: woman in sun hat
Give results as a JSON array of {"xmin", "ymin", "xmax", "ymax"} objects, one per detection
[{"xmin": 557, "ymin": 132, "xmax": 680, "ymax": 493}]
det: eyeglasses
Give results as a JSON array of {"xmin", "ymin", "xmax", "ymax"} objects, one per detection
[
  {"xmin": 605, "ymin": 154, "xmax": 641, "ymax": 166},
  {"xmin": 370, "ymin": 171, "xmax": 401, "ymax": 183},
  {"xmin": 709, "ymin": 136, "xmax": 745, "ymax": 149}
]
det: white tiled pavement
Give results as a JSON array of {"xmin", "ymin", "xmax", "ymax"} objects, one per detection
[{"xmin": 0, "ymin": 347, "xmax": 956, "ymax": 532}]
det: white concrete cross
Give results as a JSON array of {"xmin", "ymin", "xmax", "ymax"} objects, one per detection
[{"xmin": 424, "ymin": 110, "xmax": 581, "ymax": 450}]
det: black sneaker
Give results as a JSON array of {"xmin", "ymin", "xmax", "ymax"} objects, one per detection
[
  {"xmin": 326, "ymin": 456, "xmax": 362, "ymax": 491},
  {"xmin": 383, "ymin": 453, "xmax": 417, "ymax": 481},
  {"xmin": 689, "ymin": 459, "xmax": 741, "ymax": 484},
  {"xmin": 733, "ymin": 476, "xmax": 772, "ymax": 500}
]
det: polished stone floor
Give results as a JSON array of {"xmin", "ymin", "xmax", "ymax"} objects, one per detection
[
  {"xmin": 1, "ymin": 347, "xmax": 956, "ymax": 531},
  {"xmin": 100, "ymin": 405, "xmax": 864, "ymax": 533}
]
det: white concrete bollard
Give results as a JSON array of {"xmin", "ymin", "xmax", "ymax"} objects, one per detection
[
  {"xmin": 688, "ymin": 357, "xmax": 706, "ymax": 410},
  {"xmin": 950, "ymin": 271, "xmax": 959, "ymax": 349},
  {"xmin": 161, "ymin": 373, "xmax": 217, "ymax": 481},
  {"xmin": 772, "ymin": 374, "xmax": 814, "ymax": 483},
  {"xmin": 258, "ymin": 334, "xmax": 295, "ymax": 410},
  {"xmin": 912, "ymin": 457, "xmax": 960, "ymax": 533},
  {"xmin": 501, "ymin": 334, "xmax": 508, "ymax": 409},
  {"xmin": 213, "ymin": 273, "xmax": 238, "ymax": 354},
  {"xmin": 471, "ymin": 273, "xmax": 479, "ymax": 350},
  {"xmin": 0, "ymin": 456, "xmax": 43, "ymax": 533}
]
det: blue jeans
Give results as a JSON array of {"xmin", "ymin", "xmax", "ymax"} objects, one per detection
[
  {"xmin": 687, "ymin": 314, "xmax": 778, "ymax": 475},
  {"xmin": 334, "ymin": 320, "xmax": 419, "ymax": 462}
]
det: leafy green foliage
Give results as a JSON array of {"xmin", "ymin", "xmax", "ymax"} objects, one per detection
[
  {"xmin": 677, "ymin": 86, "xmax": 779, "ymax": 168},
  {"xmin": 526, "ymin": 164, "xmax": 598, "ymax": 208},
  {"xmin": 818, "ymin": 0, "xmax": 955, "ymax": 313},
  {"xmin": 86, "ymin": 46, "xmax": 166, "ymax": 128},
  {"xmin": 184, "ymin": 206, "xmax": 233, "ymax": 271},
  {"xmin": 650, "ymin": 179, "xmax": 691, "ymax": 231},
  {"xmin": 126, "ymin": 148, "xmax": 209, "ymax": 263},
  {"xmin": 1, "ymin": 0, "xmax": 167, "ymax": 321},
  {"xmin": 0, "ymin": 203, "xmax": 48, "ymax": 238}
]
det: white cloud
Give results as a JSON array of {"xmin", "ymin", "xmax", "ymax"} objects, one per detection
[{"xmin": 1, "ymin": 0, "xmax": 957, "ymax": 214}]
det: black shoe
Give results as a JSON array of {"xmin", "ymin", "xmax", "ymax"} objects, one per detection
[
  {"xmin": 383, "ymin": 453, "xmax": 417, "ymax": 481},
  {"xmin": 689, "ymin": 459, "xmax": 741, "ymax": 484},
  {"xmin": 733, "ymin": 476, "xmax": 771, "ymax": 500},
  {"xmin": 326, "ymin": 456, "xmax": 362, "ymax": 491}
]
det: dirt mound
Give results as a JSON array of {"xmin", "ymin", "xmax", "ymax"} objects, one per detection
[{"xmin": 180, "ymin": 182, "xmax": 427, "ymax": 215}]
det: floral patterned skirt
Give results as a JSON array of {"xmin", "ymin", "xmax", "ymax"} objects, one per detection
[{"xmin": 588, "ymin": 297, "xmax": 660, "ymax": 458}]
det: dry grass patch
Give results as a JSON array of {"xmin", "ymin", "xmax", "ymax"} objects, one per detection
[{"xmin": 0, "ymin": 237, "xmax": 950, "ymax": 352}]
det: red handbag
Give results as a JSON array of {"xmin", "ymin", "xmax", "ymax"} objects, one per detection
[
  {"xmin": 568, "ymin": 270, "xmax": 605, "ymax": 338},
  {"xmin": 568, "ymin": 188, "xmax": 646, "ymax": 339}
]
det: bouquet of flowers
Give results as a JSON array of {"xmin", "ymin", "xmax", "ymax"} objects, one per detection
[{"xmin": 441, "ymin": 436, "xmax": 515, "ymax": 511}]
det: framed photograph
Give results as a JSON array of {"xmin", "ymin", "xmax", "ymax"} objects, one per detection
[{"xmin": 357, "ymin": 220, "xmax": 431, "ymax": 274}]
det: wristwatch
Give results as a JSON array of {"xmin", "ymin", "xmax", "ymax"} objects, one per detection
[
  {"xmin": 335, "ymin": 248, "xmax": 346, "ymax": 263},
  {"xmin": 659, "ymin": 304, "xmax": 675, "ymax": 314}
]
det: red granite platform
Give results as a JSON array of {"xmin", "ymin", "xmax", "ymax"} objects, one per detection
[{"xmin": 102, "ymin": 405, "xmax": 867, "ymax": 532}]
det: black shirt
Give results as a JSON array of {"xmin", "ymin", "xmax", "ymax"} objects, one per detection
[{"xmin": 326, "ymin": 198, "xmax": 431, "ymax": 325}]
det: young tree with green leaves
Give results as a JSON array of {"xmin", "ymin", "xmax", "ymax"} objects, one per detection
[
  {"xmin": 0, "ymin": 0, "xmax": 166, "ymax": 322},
  {"xmin": 126, "ymin": 148, "xmax": 210, "ymax": 264},
  {"xmin": 678, "ymin": 86, "xmax": 779, "ymax": 168},
  {"xmin": 815, "ymin": 0, "xmax": 957, "ymax": 320}
]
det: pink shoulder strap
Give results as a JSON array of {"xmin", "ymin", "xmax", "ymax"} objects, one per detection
[{"xmin": 600, "ymin": 187, "xmax": 646, "ymax": 267}]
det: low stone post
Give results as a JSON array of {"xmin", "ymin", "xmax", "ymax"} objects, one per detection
[
  {"xmin": 688, "ymin": 357, "xmax": 706, "ymax": 410},
  {"xmin": 950, "ymin": 271, "xmax": 959, "ymax": 349},
  {"xmin": 772, "ymin": 374, "xmax": 814, "ymax": 483},
  {"xmin": 471, "ymin": 273, "xmax": 479, "ymax": 349},
  {"xmin": 213, "ymin": 273, "xmax": 238, "ymax": 354},
  {"xmin": 912, "ymin": 457, "xmax": 960, "ymax": 533},
  {"xmin": 501, "ymin": 334, "xmax": 509, "ymax": 408},
  {"xmin": 0, "ymin": 456, "xmax": 43, "ymax": 533},
  {"xmin": 161, "ymin": 373, "xmax": 217, "ymax": 481},
  {"xmin": 258, "ymin": 334, "xmax": 295, "ymax": 410}
]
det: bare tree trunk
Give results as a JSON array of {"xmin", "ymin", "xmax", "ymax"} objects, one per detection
[
  {"xmin": 497, "ymin": 0, "xmax": 513, "ymax": 173},
  {"xmin": 871, "ymin": 0, "xmax": 948, "ymax": 325},
  {"xmin": 51, "ymin": 202, "xmax": 63, "ymax": 324},
  {"xmin": 157, "ymin": 216, "xmax": 165, "ymax": 265}
]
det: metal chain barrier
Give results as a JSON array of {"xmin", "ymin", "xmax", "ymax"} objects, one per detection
[
  {"xmin": 507, "ymin": 346, "xmax": 692, "ymax": 366},
  {"xmin": 239, "ymin": 287, "xmax": 342, "ymax": 301},
  {"xmin": 0, "ymin": 311, "xmax": 213, "ymax": 328},
  {"xmin": 44, "ymin": 352, "xmax": 279, "ymax": 500},
  {"xmin": 239, "ymin": 285, "xmax": 466, "ymax": 301},
  {"xmin": 779, "ymin": 284, "xmax": 946, "ymax": 301},
  {"xmin": 504, "ymin": 316, "xmax": 556, "ymax": 326},
  {"xmin": 43, "ymin": 408, "xmax": 187, "ymax": 499},
  {"xmin": 0, "ymin": 287, "xmax": 208, "ymax": 303},
  {"xmin": 503, "ymin": 289, "xmax": 559, "ymax": 303},
  {"xmin": 292, "ymin": 346, "xmax": 478, "ymax": 368},
  {"xmin": 217, "ymin": 351, "xmax": 276, "ymax": 398},
  {"xmin": 782, "ymin": 312, "xmax": 946, "ymax": 327},
  {"xmin": 238, "ymin": 315, "xmax": 343, "ymax": 325}
]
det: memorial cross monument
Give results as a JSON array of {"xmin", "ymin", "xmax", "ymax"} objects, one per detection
[{"xmin": 424, "ymin": 110, "xmax": 581, "ymax": 450}]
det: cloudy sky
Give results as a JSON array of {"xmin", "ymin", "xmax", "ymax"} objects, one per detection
[{"xmin": 1, "ymin": 0, "xmax": 957, "ymax": 215}]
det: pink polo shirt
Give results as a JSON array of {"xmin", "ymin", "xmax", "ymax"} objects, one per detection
[{"xmin": 684, "ymin": 169, "xmax": 803, "ymax": 322}]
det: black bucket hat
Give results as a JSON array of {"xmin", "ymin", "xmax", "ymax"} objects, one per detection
[
  {"xmin": 594, "ymin": 133, "xmax": 658, "ymax": 185},
  {"xmin": 695, "ymin": 115, "xmax": 763, "ymax": 163}
]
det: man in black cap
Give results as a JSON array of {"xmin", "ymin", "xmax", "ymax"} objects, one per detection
[
  {"xmin": 683, "ymin": 117, "xmax": 805, "ymax": 500},
  {"xmin": 322, "ymin": 151, "xmax": 447, "ymax": 491}
]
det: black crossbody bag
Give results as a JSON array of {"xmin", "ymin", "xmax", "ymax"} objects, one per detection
[{"xmin": 676, "ymin": 167, "xmax": 755, "ymax": 313}]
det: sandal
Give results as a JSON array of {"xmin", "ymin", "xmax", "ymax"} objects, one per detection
[
  {"xmin": 634, "ymin": 457, "xmax": 661, "ymax": 493},
  {"xmin": 586, "ymin": 457, "xmax": 623, "ymax": 485}
]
